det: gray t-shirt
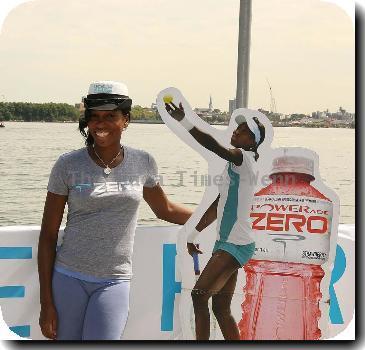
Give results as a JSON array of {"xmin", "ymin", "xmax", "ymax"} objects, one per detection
[{"xmin": 47, "ymin": 146, "xmax": 159, "ymax": 280}]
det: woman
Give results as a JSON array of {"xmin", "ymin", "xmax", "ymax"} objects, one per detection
[
  {"xmin": 165, "ymin": 100, "xmax": 265, "ymax": 340},
  {"xmin": 37, "ymin": 81, "xmax": 192, "ymax": 340}
]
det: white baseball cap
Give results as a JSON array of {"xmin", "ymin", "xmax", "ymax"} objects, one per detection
[
  {"xmin": 84, "ymin": 81, "xmax": 132, "ymax": 110},
  {"xmin": 88, "ymin": 81, "xmax": 129, "ymax": 96}
]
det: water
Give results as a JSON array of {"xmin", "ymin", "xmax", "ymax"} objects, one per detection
[{"xmin": 0, "ymin": 122, "xmax": 354, "ymax": 226}]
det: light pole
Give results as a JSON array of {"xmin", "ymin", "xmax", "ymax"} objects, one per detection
[{"xmin": 235, "ymin": 0, "xmax": 252, "ymax": 109}]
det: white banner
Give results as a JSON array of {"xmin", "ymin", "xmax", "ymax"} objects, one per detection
[{"xmin": 0, "ymin": 224, "xmax": 355, "ymax": 341}]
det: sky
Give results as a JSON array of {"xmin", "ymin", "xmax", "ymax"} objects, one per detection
[{"xmin": 0, "ymin": 0, "xmax": 355, "ymax": 114}]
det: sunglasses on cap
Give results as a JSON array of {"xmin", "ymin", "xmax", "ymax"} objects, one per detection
[{"xmin": 84, "ymin": 96, "xmax": 132, "ymax": 111}]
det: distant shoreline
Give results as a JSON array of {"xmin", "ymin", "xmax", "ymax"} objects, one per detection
[{"xmin": 0, "ymin": 120, "xmax": 355, "ymax": 129}]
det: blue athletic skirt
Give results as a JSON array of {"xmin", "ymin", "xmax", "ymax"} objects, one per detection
[{"xmin": 212, "ymin": 240, "xmax": 256, "ymax": 266}]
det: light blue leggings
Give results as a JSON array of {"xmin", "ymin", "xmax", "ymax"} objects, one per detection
[{"xmin": 52, "ymin": 270, "xmax": 130, "ymax": 340}]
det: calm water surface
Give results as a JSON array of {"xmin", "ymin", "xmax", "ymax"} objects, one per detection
[{"xmin": 0, "ymin": 122, "xmax": 354, "ymax": 226}]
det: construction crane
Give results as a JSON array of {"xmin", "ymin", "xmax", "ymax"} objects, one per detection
[{"xmin": 266, "ymin": 78, "xmax": 277, "ymax": 114}]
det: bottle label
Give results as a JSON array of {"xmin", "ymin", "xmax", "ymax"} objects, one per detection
[{"xmin": 250, "ymin": 194, "xmax": 333, "ymax": 264}]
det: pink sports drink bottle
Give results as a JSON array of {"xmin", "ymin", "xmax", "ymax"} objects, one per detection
[{"xmin": 238, "ymin": 149, "xmax": 334, "ymax": 340}]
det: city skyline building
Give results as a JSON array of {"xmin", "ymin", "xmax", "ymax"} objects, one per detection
[{"xmin": 209, "ymin": 95, "xmax": 213, "ymax": 111}]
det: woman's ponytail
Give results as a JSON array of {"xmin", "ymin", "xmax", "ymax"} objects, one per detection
[
  {"xmin": 251, "ymin": 117, "xmax": 265, "ymax": 162},
  {"xmin": 78, "ymin": 110, "xmax": 94, "ymax": 146},
  {"xmin": 254, "ymin": 148, "xmax": 259, "ymax": 161}
]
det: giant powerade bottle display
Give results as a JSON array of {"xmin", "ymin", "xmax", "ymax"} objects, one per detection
[{"xmin": 238, "ymin": 147, "xmax": 338, "ymax": 340}]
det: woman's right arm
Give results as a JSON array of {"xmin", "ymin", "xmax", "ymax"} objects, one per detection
[{"xmin": 37, "ymin": 191, "xmax": 67, "ymax": 340}]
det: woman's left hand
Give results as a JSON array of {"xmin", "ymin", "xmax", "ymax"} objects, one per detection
[{"xmin": 165, "ymin": 102, "xmax": 185, "ymax": 122}]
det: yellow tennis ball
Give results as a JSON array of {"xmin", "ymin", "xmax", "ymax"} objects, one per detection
[{"xmin": 163, "ymin": 95, "xmax": 173, "ymax": 104}]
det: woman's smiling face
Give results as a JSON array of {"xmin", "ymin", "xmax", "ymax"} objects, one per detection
[{"xmin": 87, "ymin": 109, "xmax": 128, "ymax": 147}]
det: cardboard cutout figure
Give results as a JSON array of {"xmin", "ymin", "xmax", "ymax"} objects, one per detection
[{"xmin": 156, "ymin": 87, "xmax": 342, "ymax": 340}]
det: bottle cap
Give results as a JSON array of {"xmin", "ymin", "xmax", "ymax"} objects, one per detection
[{"xmin": 271, "ymin": 153, "xmax": 315, "ymax": 179}]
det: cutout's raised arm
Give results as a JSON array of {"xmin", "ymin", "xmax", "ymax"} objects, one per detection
[{"xmin": 165, "ymin": 101, "xmax": 243, "ymax": 166}]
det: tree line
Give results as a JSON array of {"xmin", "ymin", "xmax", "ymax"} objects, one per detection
[
  {"xmin": 130, "ymin": 105, "xmax": 161, "ymax": 121},
  {"xmin": 0, "ymin": 102, "xmax": 163, "ymax": 122},
  {"xmin": 0, "ymin": 102, "xmax": 80, "ymax": 122}
]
